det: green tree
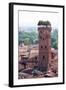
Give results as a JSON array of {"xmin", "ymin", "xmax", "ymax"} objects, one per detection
[
  {"xmin": 18, "ymin": 31, "xmax": 38, "ymax": 45},
  {"xmin": 51, "ymin": 29, "xmax": 58, "ymax": 49}
]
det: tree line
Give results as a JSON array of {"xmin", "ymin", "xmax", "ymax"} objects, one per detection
[{"xmin": 18, "ymin": 29, "xmax": 58, "ymax": 49}]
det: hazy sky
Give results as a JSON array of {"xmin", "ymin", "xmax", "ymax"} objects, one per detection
[{"xmin": 19, "ymin": 10, "xmax": 59, "ymax": 29}]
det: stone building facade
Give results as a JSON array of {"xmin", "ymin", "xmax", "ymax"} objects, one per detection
[{"xmin": 38, "ymin": 21, "xmax": 52, "ymax": 72}]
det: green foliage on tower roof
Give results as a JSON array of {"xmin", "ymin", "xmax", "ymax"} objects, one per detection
[{"xmin": 38, "ymin": 20, "xmax": 51, "ymax": 26}]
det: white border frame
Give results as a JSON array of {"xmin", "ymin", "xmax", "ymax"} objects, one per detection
[{"xmin": 13, "ymin": 4, "xmax": 64, "ymax": 86}]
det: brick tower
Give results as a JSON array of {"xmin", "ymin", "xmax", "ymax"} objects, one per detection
[{"xmin": 38, "ymin": 21, "xmax": 52, "ymax": 72}]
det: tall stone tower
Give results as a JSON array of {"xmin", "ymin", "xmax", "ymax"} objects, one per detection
[{"xmin": 38, "ymin": 21, "xmax": 52, "ymax": 72}]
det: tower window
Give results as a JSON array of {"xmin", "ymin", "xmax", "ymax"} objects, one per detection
[
  {"xmin": 35, "ymin": 57, "xmax": 37, "ymax": 60},
  {"xmin": 45, "ymin": 46, "xmax": 47, "ymax": 48},
  {"xmin": 43, "ymin": 38, "xmax": 44, "ymax": 40},
  {"xmin": 43, "ymin": 56, "xmax": 45, "ymax": 59},
  {"xmin": 41, "ymin": 46, "xmax": 43, "ymax": 48}
]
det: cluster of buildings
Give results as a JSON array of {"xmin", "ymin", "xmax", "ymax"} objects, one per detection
[{"xmin": 18, "ymin": 21, "xmax": 58, "ymax": 79}]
